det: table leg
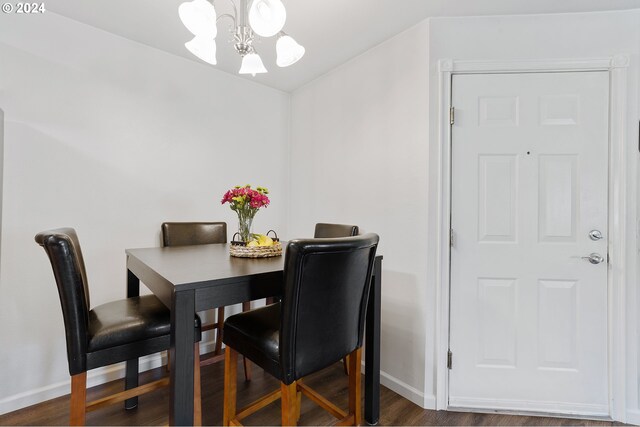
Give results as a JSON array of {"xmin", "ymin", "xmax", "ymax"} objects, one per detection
[
  {"xmin": 170, "ymin": 290, "xmax": 196, "ymax": 426},
  {"xmin": 365, "ymin": 256, "xmax": 382, "ymax": 425},
  {"xmin": 125, "ymin": 269, "xmax": 140, "ymax": 410}
]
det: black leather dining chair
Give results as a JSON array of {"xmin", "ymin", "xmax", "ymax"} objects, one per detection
[
  {"xmin": 35, "ymin": 228, "xmax": 202, "ymax": 426},
  {"xmin": 161, "ymin": 222, "xmax": 251, "ymax": 381},
  {"xmin": 315, "ymin": 222, "xmax": 359, "ymax": 375},
  {"xmin": 222, "ymin": 234, "xmax": 379, "ymax": 426}
]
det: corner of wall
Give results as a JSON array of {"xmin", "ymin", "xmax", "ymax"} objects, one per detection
[
  {"xmin": 0, "ymin": 108, "xmax": 4, "ymax": 265},
  {"xmin": 285, "ymin": 92, "xmax": 293, "ymax": 240}
]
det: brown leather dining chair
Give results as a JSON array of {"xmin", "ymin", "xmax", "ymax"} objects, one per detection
[
  {"xmin": 35, "ymin": 227, "xmax": 202, "ymax": 426},
  {"xmin": 314, "ymin": 223, "xmax": 359, "ymax": 239},
  {"xmin": 222, "ymin": 234, "xmax": 379, "ymax": 426},
  {"xmin": 161, "ymin": 221, "xmax": 251, "ymax": 380}
]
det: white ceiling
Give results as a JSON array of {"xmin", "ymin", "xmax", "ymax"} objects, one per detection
[{"xmin": 47, "ymin": 0, "xmax": 640, "ymax": 92}]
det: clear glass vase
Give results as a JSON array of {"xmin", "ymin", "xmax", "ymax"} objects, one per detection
[{"xmin": 238, "ymin": 215, "xmax": 254, "ymax": 244}]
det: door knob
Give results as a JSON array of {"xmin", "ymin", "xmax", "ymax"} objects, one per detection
[
  {"xmin": 582, "ymin": 253, "xmax": 604, "ymax": 264},
  {"xmin": 589, "ymin": 230, "xmax": 603, "ymax": 241}
]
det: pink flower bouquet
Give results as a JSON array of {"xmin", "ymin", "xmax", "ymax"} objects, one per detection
[{"xmin": 221, "ymin": 185, "xmax": 270, "ymax": 243}]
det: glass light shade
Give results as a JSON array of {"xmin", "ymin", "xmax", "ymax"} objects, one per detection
[
  {"xmin": 185, "ymin": 36, "xmax": 217, "ymax": 65},
  {"xmin": 238, "ymin": 53, "xmax": 268, "ymax": 76},
  {"xmin": 179, "ymin": 0, "xmax": 217, "ymax": 38},
  {"xmin": 248, "ymin": 0, "xmax": 286, "ymax": 37},
  {"xmin": 276, "ymin": 35, "xmax": 305, "ymax": 67}
]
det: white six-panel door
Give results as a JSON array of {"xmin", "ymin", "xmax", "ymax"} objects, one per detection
[{"xmin": 449, "ymin": 71, "xmax": 609, "ymax": 416}]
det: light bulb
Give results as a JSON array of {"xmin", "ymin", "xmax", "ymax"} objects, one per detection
[
  {"xmin": 276, "ymin": 34, "xmax": 305, "ymax": 67},
  {"xmin": 185, "ymin": 36, "xmax": 217, "ymax": 65},
  {"xmin": 248, "ymin": 0, "xmax": 286, "ymax": 37},
  {"xmin": 239, "ymin": 52, "xmax": 268, "ymax": 77},
  {"xmin": 179, "ymin": 0, "xmax": 217, "ymax": 38}
]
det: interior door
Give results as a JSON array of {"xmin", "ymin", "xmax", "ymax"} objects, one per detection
[{"xmin": 449, "ymin": 71, "xmax": 609, "ymax": 416}]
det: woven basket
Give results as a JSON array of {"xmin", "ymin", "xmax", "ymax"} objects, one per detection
[
  {"xmin": 229, "ymin": 230, "xmax": 283, "ymax": 258},
  {"xmin": 230, "ymin": 241, "xmax": 282, "ymax": 258}
]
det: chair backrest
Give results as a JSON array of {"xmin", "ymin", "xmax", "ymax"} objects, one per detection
[
  {"xmin": 35, "ymin": 227, "xmax": 90, "ymax": 375},
  {"xmin": 314, "ymin": 223, "xmax": 359, "ymax": 238},
  {"xmin": 161, "ymin": 222, "xmax": 227, "ymax": 247},
  {"xmin": 280, "ymin": 233, "xmax": 379, "ymax": 383}
]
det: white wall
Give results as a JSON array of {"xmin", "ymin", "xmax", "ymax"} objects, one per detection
[
  {"xmin": 290, "ymin": 8, "xmax": 640, "ymax": 422},
  {"xmin": 289, "ymin": 22, "xmax": 431, "ymax": 406},
  {"xmin": 0, "ymin": 12, "xmax": 289, "ymax": 413}
]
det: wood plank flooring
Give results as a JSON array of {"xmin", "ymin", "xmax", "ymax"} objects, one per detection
[{"xmin": 0, "ymin": 359, "xmax": 626, "ymax": 426}]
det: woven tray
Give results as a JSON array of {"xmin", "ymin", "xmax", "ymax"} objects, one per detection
[{"xmin": 230, "ymin": 241, "xmax": 283, "ymax": 258}]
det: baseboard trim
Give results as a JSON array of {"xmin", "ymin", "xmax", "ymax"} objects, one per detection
[
  {"xmin": 379, "ymin": 370, "xmax": 431, "ymax": 409},
  {"xmin": 0, "ymin": 339, "xmax": 217, "ymax": 416},
  {"xmin": 448, "ymin": 396, "xmax": 609, "ymax": 419},
  {"xmin": 626, "ymin": 409, "xmax": 640, "ymax": 425}
]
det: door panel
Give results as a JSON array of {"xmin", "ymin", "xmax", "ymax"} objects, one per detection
[
  {"xmin": 538, "ymin": 155, "xmax": 578, "ymax": 242},
  {"xmin": 449, "ymin": 71, "xmax": 609, "ymax": 416},
  {"xmin": 478, "ymin": 155, "xmax": 517, "ymax": 242}
]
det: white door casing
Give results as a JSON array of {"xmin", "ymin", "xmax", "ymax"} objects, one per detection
[{"xmin": 448, "ymin": 71, "xmax": 609, "ymax": 416}]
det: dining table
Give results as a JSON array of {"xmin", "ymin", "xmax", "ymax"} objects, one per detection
[{"xmin": 124, "ymin": 242, "xmax": 383, "ymax": 425}]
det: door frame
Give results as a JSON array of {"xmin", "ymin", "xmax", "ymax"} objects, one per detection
[{"xmin": 433, "ymin": 56, "xmax": 634, "ymax": 422}]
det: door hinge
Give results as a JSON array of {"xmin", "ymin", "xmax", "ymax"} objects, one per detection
[
  {"xmin": 447, "ymin": 350, "xmax": 453, "ymax": 369},
  {"xmin": 450, "ymin": 228, "xmax": 455, "ymax": 248},
  {"xmin": 449, "ymin": 107, "xmax": 455, "ymax": 125}
]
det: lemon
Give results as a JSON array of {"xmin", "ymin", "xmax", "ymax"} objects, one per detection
[
  {"xmin": 257, "ymin": 234, "xmax": 274, "ymax": 247},
  {"xmin": 247, "ymin": 240, "xmax": 259, "ymax": 247}
]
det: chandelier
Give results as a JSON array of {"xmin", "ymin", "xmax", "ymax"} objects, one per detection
[{"xmin": 178, "ymin": 0, "xmax": 305, "ymax": 76}]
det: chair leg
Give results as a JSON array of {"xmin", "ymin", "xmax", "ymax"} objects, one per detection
[
  {"xmin": 281, "ymin": 381, "xmax": 298, "ymax": 426},
  {"xmin": 295, "ymin": 390, "xmax": 302, "ymax": 422},
  {"xmin": 348, "ymin": 348, "xmax": 362, "ymax": 426},
  {"xmin": 215, "ymin": 307, "xmax": 225, "ymax": 356},
  {"xmin": 343, "ymin": 355, "xmax": 349, "ymax": 375},
  {"xmin": 223, "ymin": 346, "xmax": 238, "ymax": 426},
  {"xmin": 70, "ymin": 372, "xmax": 87, "ymax": 426},
  {"xmin": 194, "ymin": 343, "xmax": 202, "ymax": 426},
  {"xmin": 243, "ymin": 355, "xmax": 252, "ymax": 382}
]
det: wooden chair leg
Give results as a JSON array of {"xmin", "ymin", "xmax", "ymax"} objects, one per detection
[
  {"xmin": 348, "ymin": 348, "xmax": 362, "ymax": 426},
  {"xmin": 194, "ymin": 343, "xmax": 202, "ymax": 426},
  {"xmin": 215, "ymin": 307, "xmax": 225, "ymax": 356},
  {"xmin": 70, "ymin": 372, "xmax": 87, "ymax": 426},
  {"xmin": 295, "ymin": 390, "xmax": 302, "ymax": 422},
  {"xmin": 223, "ymin": 346, "xmax": 238, "ymax": 426},
  {"xmin": 243, "ymin": 355, "xmax": 252, "ymax": 382},
  {"xmin": 343, "ymin": 355, "xmax": 349, "ymax": 375},
  {"xmin": 281, "ymin": 381, "xmax": 298, "ymax": 426}
]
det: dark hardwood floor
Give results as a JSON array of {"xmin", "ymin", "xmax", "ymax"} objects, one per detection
[{"xmin": 0, "ymin": 358, "xmax": 625, "ymax": 426}]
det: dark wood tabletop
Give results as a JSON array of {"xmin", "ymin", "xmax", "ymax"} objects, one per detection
[{"xmin": 126, "ymin": 243, "xmax": 287, "ymax": 289}]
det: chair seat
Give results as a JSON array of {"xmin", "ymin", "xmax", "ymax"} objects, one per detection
[
  {"xmin": 88, "ymin": 295, "xmax": 201, "ymax": 352},
  {"xmin": 224, "ymin": 303, "xmax": 281, "ymax": 379}
]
